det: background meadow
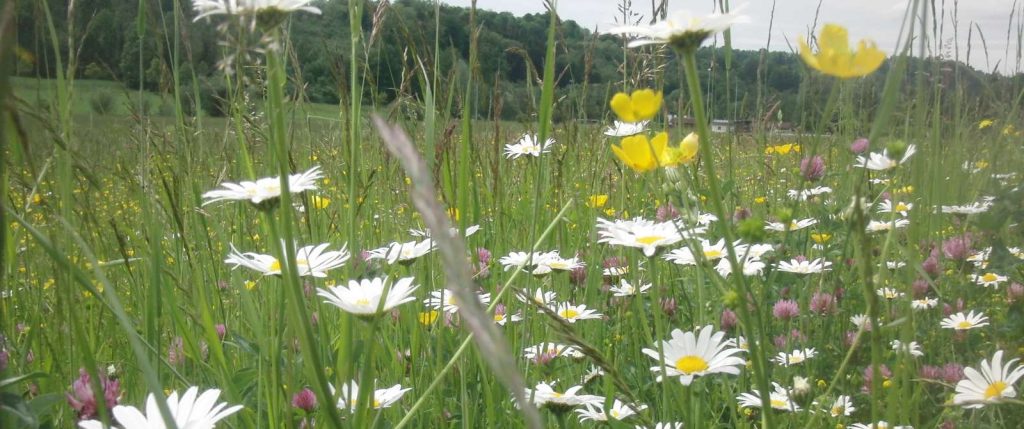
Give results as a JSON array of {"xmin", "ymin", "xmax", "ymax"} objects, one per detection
[{"xmin": 2, "ymin": 0, "xmax": 1024, "ymax": 428}]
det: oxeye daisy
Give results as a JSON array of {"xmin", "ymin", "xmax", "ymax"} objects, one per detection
[
  {"xmin": 911, "ymin": 297, "xmax": 938, "ymax": 310},
  {"xmin": 642, "ymin": 325, "xmax": 745, "ymax": 385},
  {"xmin": 774, "ymin": 348, "xmax": 818, "ymax": 367},
  {"xmin": 538, "ymin": 254, "xmax": 585, "ymax": 273},
  {"xmin": 954, "ymin": 350, "xmax": 1024, "ymax": 408},
  {"xmin": 787, "ymin": 186, "xmax": 833, "ymax": 201},
  {"xmin": 550, "ymin": 302, "xmax": 603, "ymax": 323},
  {"xmin": 876, "ymin": 287, "xmax": 905, "ymax": 300},
  {"xmin": 608, "ymin": 279, "xmax": 652, "ymax": 296},
  {"xmin": 524, "ymin": 382, "xmax": 603, "ymax": 409},
  {"xmin": 597, "ymin": 217, "xmax": 701, "ymax": 257},
  {"xmin": 865, "ymin": 219, "xmax": 910, "ymax": 233},
  {"xmin": 604, "ymin": 120, "xmax": 649, "ymax": 137},
  {"xmin": 714, "ymin": 256, "xmax": 766, "ymax": 277},
  {"xmin": 765, "ymin": 218, "xmax": 818, "ymax": 232},
  {"xmin": 776, "ymin": 258, "xmax": 832, "ymax": 274},
  {"xmin": 201, "ymin": 166, "xmax": 322, "ymax": 207},
  {"xmin": 940, "ymin": 201, "xmax": 992, "ymax": 214},
  {"xmin": 504, "ymin": 134, "xmax": 555, "ymax": 159},
  {"xmin": 224, "ymin": 242, "xmax": 349, "ymax": 278},
  {"xmin": 333, "ymin": 380, "xmax": 410, "ymax": 411},
  {"xmin": 890, "ymin": 340, "xmax": 923, "ymax": 357},
  {"xmin": 523, "ymin": 343, "xmax": 584, "ymax": 361},
  {"xmin": 736, "ymin": 382, "xmax": 801, "ymax": 411},
  {"xmin": 854, "ymin": 145, "xmax": 917, "ymax": 170},
  {"xmin": 940, "ymin": 310, "xmax": 989, "ymax": 331},
  {"xmin": 664, "ymin": 239, "xmax": 728, "ymax": 266},
  {"xmin": 492, "ymin": 304, "xmax": 522, "ymax": 326},
  {"xmin": 78, "ymin": 387, "xmax": 243, "ymax": 429},
  {"xmin": 499, "ymin": 250, "xmax": 560, "ymax": 275},
  {"xmin": 825, "ymin": 395, "xmax": 855, "ymax": 417},
  {"xmin": 515, "ymin": 288, "xmax": 557, "ymax": 308},
  {"xmin": 366, "ymin": 239, "xmax": 435, "ymax": 265},
  {"xmin": 424, "ymin": 289, "xmax": 490, "ymax": 314},
  {"xmin": 316, "ymin": 276, "xmax": 418, "ymax": 317},
  {"xmin": 575, "ymin": 399, "xmax": 647, "ymax": 422},
  {"xmin": 877, "ymin": 200, "xmax": 913, "ymax": 216},
  {"xmin": 607, "ymin": 5, "xmax": 749, "ymax": 52},
  {"xmin": 972, "ymin": 272, "xmax": 1008, "ymax": 288}
]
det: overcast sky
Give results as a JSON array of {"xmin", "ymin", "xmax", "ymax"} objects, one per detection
[{"xmin": 441, "ymin": 0, "xmax": 1022, "ymax": 75}]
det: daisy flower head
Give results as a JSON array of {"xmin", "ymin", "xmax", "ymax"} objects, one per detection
[
  {"xmin": 776, "ymin": 257, "xmax": 832, "ymax": 274},
  {"xmin": 367, "ymin": 239, "xmax": 435, "ymax": 265},
  {"xmin": 333, "ymin": 380, "xmax": 410, "ymax": 411},
  {"xmin": 551, "ymin": 302, "xmax": 603, "ymax": 323},
  {"xmin": 499, "ymin": 251, "xmax": 560, "ymax": 275},
  {"xmin": 714, "ymin": 256, "xmax": 766, "ymax": 277},
  {"xmin": 192, "ymin": 0, "xmax": 322, "ymax": 21},
  {"xmin": 424, "ymin": 289, "xmax": 490, "ymax": 314},
  {"xmin": 865, "ymin": 219, "xmax": 910, "ymax": 233},
  {"xmin": 523, "ymin": 343, "xmax": 584, "ymax": 362},
  {"xmin": 607, "ymin": 4, "xmax": 749, "ymax": 52},
  {"xmin": 515, "ymin": 288, "xmax": 557, "ymax": 308},
  {"xmin": 855, "ymin": 145, "xmax": 917, "ymax": 170},
  {"xmin": 642, "ymin": 325, "xmax": 745, "ymax": 385},
  {"xmin": 664, "ymin": 239, "xmax": 728, "ymax": 266},
  {"xmin": 492, "ymin": 304, "xmax": 522, "ymax": 326},
  {"xmin": 788, "ymin": 186, "xmax": 833, "ymax": 201},
  {"xmin": 877, "ymin": 200, "xmax": 913, "ymax": 216},
  {"xmin": 941, "ymin": 310, "xmax": 989, "ymax": 331},
  {"xmin": 604, "ymin": 120, "xmax": 649, "ymax": 137},
  {"xmin": 972, "ymin": 272, "xmax": 1008, "ymax": 288},
  {"xmin": 317, "ymin": 276, "xmax": 418, "ymax": 317},
  {"xmin": 954, "ymin": 350, "xmax": 1024, "ymax": 408},
  {"xmin": 202, "ymin": 166, "xmax": 322, "ymax": 208},
  {"xmin": 538, "ymin": 254, "xmax": 585, "ymax": 273},
  {"xmin": 597, "ymin": 217, "xmax": 692, "ymax": 257},
  {"xmin": 940, "ymin": 201, "xmax": 992, "ymax": 214},
  {"xmin": 575, "ymin": 399, "xmax": 647, "ymax": 422},
  {"xmin": 876, "ymin": 287, "xmax": 905, "ymax": 300},
  {"xmin": 78, "ymin": 386, "xmax": 243, "ymax": 429},
  {"xmin": 890, "ymin": 340, "xmax": 923, "ymax": 357},
  {"xmin": 504, "ymin": 134, "xmax": 555, "ymax": 159},
  {"xmin": 525, "ymin": 382, "xmax": 603, "ymax": 410},
  {"xmin": 826, "ymin": 395, "xmax": 855, "ymax": 417},
  {"xmin": 736, "ymin": 382, "xmax": 801, "ymax": 411},
  {"xmin": 224, "ymin": 242, "xmax": 349, "ymax": 278},
  {"xmin": 911, "ymin": 297, "xmax": 938, "ymax": 310},
  {"xmin": 774, "ymin": 348, "xmax": 818, "ymax": 367},
  {"xmin": 609, "ymin": 279, "xmax": 652, "ymax": 296},
  {"xmin": 765, "ymin": 218, "xmax": 818, "ymax": 232}
]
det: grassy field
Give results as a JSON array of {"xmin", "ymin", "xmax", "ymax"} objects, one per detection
[{"xmin": 3, "ymin": 2, "xmax": 1024, "ymax": 429}]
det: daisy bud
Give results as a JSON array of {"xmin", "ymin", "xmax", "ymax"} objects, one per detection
[{"xmin": 792, "ymin": 376, "xmax": 812, "ymax": 395}]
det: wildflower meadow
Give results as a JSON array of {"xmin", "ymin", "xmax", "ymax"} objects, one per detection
[{"xmin": 3, "ymin": 1, "xmax": 1024, "ymax": 428}]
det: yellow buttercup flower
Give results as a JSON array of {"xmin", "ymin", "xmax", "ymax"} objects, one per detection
[
  {"xmin": 609, "ymin": 89, "xmax": 663, "ymax": 123},
  {"xmin": 611, "ymin": 132, "xmax": 674, "ymax": 172},
  {"xmin": 675, "ymin": 132, "xmax": 700, "ymax": 164},
  {"xmin": 799, "ymin": 24, "xmax": 885, "ymax": 79},
  {"xmin": 311, "ymin": 195, "xmax": 331, "ymax": 209},
  {"xmin": 765, "ymin": 143, "xmax": 800, "ymax": 155},
  {"xmin": 587, "ymin": 194, "xmax": 609, "ymax": 208},
  {"xmin": 978, "ymin": 119, "xmax": 994, "ymax": 129}
]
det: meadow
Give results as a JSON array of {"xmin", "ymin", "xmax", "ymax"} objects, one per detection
[{"xmin": 2, "ymin": 1, "xmax": 1024, "ymax": 428}]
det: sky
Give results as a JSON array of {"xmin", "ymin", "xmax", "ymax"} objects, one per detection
[{"xmin": 441, "ymin": 0, "xmax": 1022, "ymax": 75}]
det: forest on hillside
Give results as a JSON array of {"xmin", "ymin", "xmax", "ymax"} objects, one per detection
[{"xmin": 12, "ymin": 0, "xmax": 1024, "ymax": 127}]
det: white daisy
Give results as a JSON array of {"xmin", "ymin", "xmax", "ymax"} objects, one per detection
[
  {"xmin": 224, "ymin": 242, "xmax": 349, "ymax": 278},
  {"xmin": 877, "ymin": 200, "xmax": 913, "ymax": 216},
  {"xmin": 773, "ymin": 348, "xmax": 818, "ymax": 367},
  {"xmin": 854, "ymin": 145, "xmax": 917, "ymax": 170},
  {"xmin": 606, "ymin": 5, "xmax": 749, "ymax": 49},
  {"xmin": 865, "ymin": 219, "xmax": 910, "ymax": 233},
  {"xmin": 776, "ymin": 258, "xmax": 832, "ymax": 274},
  {"xmin": 714, "ymin": 256, "xmax": 766, "ymax": 277},
  {"xmin": 333, "ymin": 380, "xmax": 410, "ymax": 411},
  {"xmin": 940, "ymin": 202, "xmax": 992, "ymax": 214},
  {"xmin": 317, "ymin": 277, "xmax": 418, "ymax": 316},
  {"xmin": 202, "ymin": 166, "xmax": 322, "ymax": 206},
  {"xmin": 367, "ymin": 239, "xmax": 435, "ymax": 265},
  {"xmin": 850, "ymin": 314, "xmax": 871, "ymax": 329},
  {"xmin": 515, "ymin": 288, "xmax": 557, "ymax": 308},
  {"xmin": 192, "ymin": 0, "xmax": 322, "ymax": 20},
  {"xmin": 736, "ymin": 382, "xmax": 801, "ymax": 411},
  {"xmin": 826, "ymin": 395, "xmax": 855, "ymax": 417},
  {"xmin": 504, "ymin": 134, "xmax": 555, "ymax": 159},
  {"xmin": 642, "ymin": 325, "xmax": 745, "ymax": 385},
  {"xmin": 525, "ymin": 382, "xmax": 602, "ymax": 408},
  {"xmin": 910, "ymin": 297, "xmax": 938, "ymax": 310},
  {"xmin": 604, "ymin": 120, "xmax": 648, "ymax": 137},
  {"xmin": 788, "ymin": 186, "xmax": 833, "ymax": 200},
  {"xmin": 78, "ymin": 387, "xmax": 242, "ymax": 429},
  {"xmin": 575, "ymin": 399, "xmax": 647, "ymax": 422},
  {"xmin": 408, "ymin": 224, "xmax": 480, "ymax": 238},
  {"xmin": 608, "ymin": 279, "xmax": 652, "ymax": 296},
  {"xmin": 940, "ymin": 310, "xmax": 989, "ymax": 330},
  {"xmin": 551, "ymin": 302, "xmax": 603, "ymax": 323},
  {"xmin": 890, "ymin": 340, "xmax": 923, "ymax": 357},
  {"xmin": 664, "ymin": 239, "xmax": 728, "ymax": 266},
  {"xmin": 424, "ymin": 289, "xmax": 490, "ymax": 314},
  {"xmin": 499, "ymin": 251, "xmax": 560, "ymax": 275},
  {"xmin": 972, "ymin": 272, "xmax": 1008, "ymax": 288},
  {"xmin": 876, "ymin": 287, "xmax": 905, "ymax": 300},
  {"xmin": 765, "ymin": 218, "xmax": 818, "ymax": 232},
  {"xmin": 954, "ymin": 350, "xmax": 1024, "ymax": 408},
  {"xmin": 523, "ymin": 343, "xmax": 584, "ymax": 360},
  {"xmin": 597, "ymin": 217, "xmax": 701, "ymax": 257}
]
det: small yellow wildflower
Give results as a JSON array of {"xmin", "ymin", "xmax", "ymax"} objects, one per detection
[
  {"xmin": 609, "ymin": 89, "xmax": 663, "ymax": 123},
  {"xmin": 244, "ymin": 280, "xmax": 257, "ymax": 290},
  {"xmin": 611, "ymin": 132, "xmax": 675, "ymax": 172},
  {"xmin": 587, "ymin": 194, "xmax": 609, "ymax": 208},
  {"xmin": 799, "ymin": 24, "xmax": 886, "ymax": 78},
  {"xmin": 978, "ymin": 119, "xmax": 994, "ymax": 129},
  {"xmin": 676, "ymin": 132, "xmax": 700, "ymax": 164},
  {"xmin": 1002, "ymin": 124, "xmax": 1017, "ymax": 136},
  {"xmin": 765, "ymin": 143, "xmax": 800, "ymax": 155},
  {"xmin": 810, "ymin": 233, "xmax": 832, "ymax": 244},
  {"xmin": 418, "ymin": 310, "xmax": 440, "ymax": 325},
  {"xmin": 604, "ymin": 208, "xmax": 617, "ymax": 217},
  {"xmin": 754, "ymin": 196, "xmax": 766, "ymax": 204},
  {"xmin": 447, "ymin": 207, "xmax": 460, "ymax": 221}
]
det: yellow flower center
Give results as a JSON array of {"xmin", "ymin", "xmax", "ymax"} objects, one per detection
[
  {"xmin": 674, "ymin": 355, "xmax": 709, "ymax": 374},
  {"xmin": 984, "ymin": 381, "xmax": 1007, "ymax": 399},
  {"xmin": 560, "ymin": 309, "xmax": 579, "ymax": 319},
  {"xmin": 831, "ymin": 406, "xmax": 843, "ymax": 416},
  {"xmin": 704, "ymin": 249, "xmax": 723, "ymax": 259},
  {"xmin": 811, "ymin": 233, "xmax": 831, "ymax": 244},
  {"xmin": 296, "ymin": 258, "xmax": 309, "ymax": 268},
  {"xmin": 636, "ymin": 235, "xmax": 664, "ymax": 245},
  {"xmin": 610, "ymin": 410, "xmax": 620, "ymax": 418},
  {"xmin": 355, "ymin": 298, "xmax": 371, "ymax": 306},
  {"xmin": 770, "ymin": 399, "xmax": 788, "ymax": 409},
  {"xmin": 895, "ymin": 203, "xmax": 909, "ymax": 212},
  {"xmin": 788, "ymin": 355, "xmax": 805, "ymax": 365},
  {"xmin": 418, "ymin": 310, "xmax": 439, "ymax": 325},
  {"xmin": 957, "ymin": 320, "xmax": 974, "ymax": 329},
  {"xmin": 493, "ymin": 313, "xmax": 504, "ymax": 322},
  {"xmin": 982, "ymin": 273, "xmax": 999, "ymax": 283},
  {"xmin": 269, "ymin": 259, "xmax": 281, "ymax": 272},
  {"xmin": 373, "ymin": 399, "xmax": 382, "ymax": 408}
]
